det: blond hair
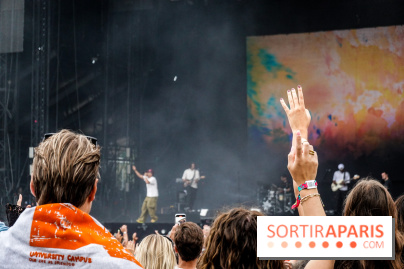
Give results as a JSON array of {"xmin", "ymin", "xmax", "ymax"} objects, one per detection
[
  {"xmin": 135, "ymin": 234, "xmax": 176, "ymax": 269},
  {"xmin": 32, "ymin": 129, "xmax": 100, "ymax": 207}
]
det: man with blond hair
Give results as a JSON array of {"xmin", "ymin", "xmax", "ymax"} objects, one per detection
[{"xmin": 0, "ymin": 130, "xmax": 143, "ymax": 268}]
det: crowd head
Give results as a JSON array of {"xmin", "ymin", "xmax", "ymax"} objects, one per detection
[
  {"xmin": 338, "ymin": 179, "xmax": 404, "ymax": 269},
  {"xmin": 344, "ymin": 179, "xmax": 396, "ymax": 217},
  {"xmin": 31, "ymin": 130, "xmax": 100, "ymax": 208},
  {"xmin": 174, "ymin": 222, "xmax": 203, "ymax": 262},
  {"xmin": 135, "ymin": 234, "xmax": 176, "ymax": 269},
  {"xmin": 395, "ymin": 195, "xmax": 404, "ymax": 233},
  {"xmin": 198, "ymin": 207, "xmax": 283, "ymax": 269}
]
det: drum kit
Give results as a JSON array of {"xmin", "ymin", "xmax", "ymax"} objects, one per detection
[{"xmin": 257, "ymin": 183, "xmax": 294, "ymax": 215}]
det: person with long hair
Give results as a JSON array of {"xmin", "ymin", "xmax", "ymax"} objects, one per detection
[
  {"xmin": 395, "ymin": 195, "xmax": 404, "ymax": 264},
  {"xmin": 135, "ymin": 234, "xmax": 177, "ymax": 269},
  {"xmin": 198, "ymin": 207, "xmax": 284, "ymax": 269},
  {"xmin": 395, "ymin": 195, "xmax": 404, "ymax": 233},
  {"xmin": 333, "ymin": 179, "xmax": 404, "ymax": 269}
]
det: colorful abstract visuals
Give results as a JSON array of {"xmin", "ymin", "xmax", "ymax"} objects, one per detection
[{"xmin": 247, "ymin": 25, "xmax": 404, "ymax": 159}]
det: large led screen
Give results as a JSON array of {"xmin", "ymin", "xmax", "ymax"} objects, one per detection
[{"xmin": 247, "ymin": 25, "xmax": 404, "ymax": 160}]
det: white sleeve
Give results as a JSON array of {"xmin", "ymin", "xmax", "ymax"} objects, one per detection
[
  {"xmin": 182, "ymin": 170, "xmax": 187, "ymax": 179},
  {"xmin": 195, "ymin": 170, "xmax": 200, "ymax": 180}
]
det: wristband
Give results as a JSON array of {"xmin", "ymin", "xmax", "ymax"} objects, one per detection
[
  {"xmin": 298, "ymin": 180, "xmax": 317, "ymax": 192},
  {"xmin": 291, "ymin": 180, "xmax": 318, "ymax": 209}
]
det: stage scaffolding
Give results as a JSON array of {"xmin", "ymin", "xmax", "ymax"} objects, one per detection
[
  {"xmin": 0, "ymin": 0, "xmax": 24, "ymax": 204},
  {"xmin": 30, "ymin": 0, "xmax": 50, "ymax": 147},
  {"xmin": 0, "ymin": 54, "xmax": 12, "ymax": 203}
]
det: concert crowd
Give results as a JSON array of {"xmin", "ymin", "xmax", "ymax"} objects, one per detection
[{"xmin": 0, "ymin": 87, "xmax": 403, "ymax": 269}]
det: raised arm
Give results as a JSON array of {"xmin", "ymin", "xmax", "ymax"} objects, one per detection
[
  {"xmin": 120, "ymin": 225, "xmax": 128, "ymax": 247},
  {"xmin": 132, "ymin": 166, "xmax": 144, "ymax": 180},
  {"xmin": 280, "ymin": 86, "xmax": 325, "ymax": 216},
  {"xmin": 288, "ymin": 131, "xmax": 325, "ymax": 216}
]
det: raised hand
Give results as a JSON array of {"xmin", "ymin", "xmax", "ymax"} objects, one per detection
[
  {"xmin": 132, "ymin": 232, "xmax": 138, "ymax": 243},
  {"xmin": 17, "ymin": 194, "xmax": 22, "ymax": 206},
  {"xmin": 281, "ymin": 86, "xmax": 324, "ymax": 217},
  {"xmin": 280, "ymin": 86, "xmax": 311, "ymax": 139},
  {"xmin": 120, "ymin": 225, "xmax": 127, "ymax": 233},
  {"xmin": 125, "ymin": 240, "xmax": 135, "ymax": 256},
  {"xmin": 114, "ymin": 230, "xmax": 123, "ymax": 243},
  {"xmin": 287, "ymin": 130, "xmax": 318, "ymax": 186},
  {"xmin": 120, "ymin": 225, "xmax": 128, "ymax": 247}
]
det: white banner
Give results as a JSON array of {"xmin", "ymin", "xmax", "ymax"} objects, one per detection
[{"xmin": 257, "ymin": 216, "xmax": 394, "ymax": 260}]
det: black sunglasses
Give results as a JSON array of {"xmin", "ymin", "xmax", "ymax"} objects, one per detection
[
  {"xmin": 43, "ymin": 133, "xmax": 98, "ymax": 146},
  {"xmin": 162, "ymin": 235, "xmax": 175, "ymax": 249}
]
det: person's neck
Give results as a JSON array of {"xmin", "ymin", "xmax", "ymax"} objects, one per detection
[
  {"xmin": 178, "ymin": 258, "xmax": 197, "ymax": 269},
  {"xmin": 79, "ymin": 201, "xmax": 92, "ymax": 214}
]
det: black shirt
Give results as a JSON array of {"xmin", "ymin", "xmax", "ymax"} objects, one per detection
[
  {"xmin": 383, "ymin": 179, "xmax": 392, "ymax": 190},
  {"xmin": 280, "ymin": 179, "xmax": 292, "ymax": 193}
]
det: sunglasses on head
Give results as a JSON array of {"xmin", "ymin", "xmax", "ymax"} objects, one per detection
[
  {"xmin": 43, "ymin": 133, "xmax": 98, "ymax": 146},
  {"xmin": 163, "ymin": 235, "xmax": 175, "ymax": 249}
]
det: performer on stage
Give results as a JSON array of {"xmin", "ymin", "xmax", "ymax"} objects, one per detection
[
  {"xmin": 279, "ymin": 174, "xmax": 292, "ymax": 194},
  {"xmin": 381, "ymin": 171, "xmax": 392, "ymax": 191},
  {"xmin": 132, "ymin": 166, "xmax": 158, "ymax": 223},
  {"xmin": 182, "ymin": 162, "xmax": 200, "ymax": 211},
  {"xmin": 277, "ymin": 174, "xmax": 293, "ymax": 212},
  {"xmin": 332, "ymin": 163, "xmax": 350, "ymax": 215}
]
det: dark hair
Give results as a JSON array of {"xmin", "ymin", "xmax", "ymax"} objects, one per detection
[
  {"xmin": 32, "ymin": 130, "xmax": 100, "ymax": 207},
  {"xmin": 174, "ymin": 222, "xmax": 204, "ymax": 262},
  {"xmin": 335, "ymin": 179, "xmax": 404, "ymax": 269},
  {"xmin": 395, "ymin": 195, "xmax": 404, "ymax": 233},
  {"xmin": 198, "ymin": 207, "xmax": 283, "ymax": 269}
]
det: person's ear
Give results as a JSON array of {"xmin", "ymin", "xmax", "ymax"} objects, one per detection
[
  {"xmin": 30, "ymin": 176, "xmax": 36, "ymax": 197},
  {"xmin": 88, "ymin": 178, "xmax": 98, "ymax": 202},
  {"xmin": 174, "ymin": 245, "xmax": 178, "ymax": 253}
]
